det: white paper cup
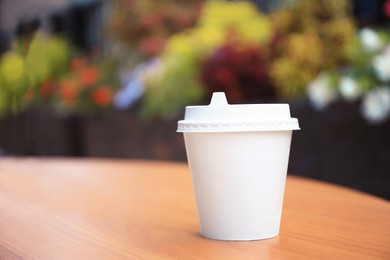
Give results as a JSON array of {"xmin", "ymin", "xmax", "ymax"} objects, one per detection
[{"xmin": 178, "ymin": 92, "xmax": 299, "ymax": 241}]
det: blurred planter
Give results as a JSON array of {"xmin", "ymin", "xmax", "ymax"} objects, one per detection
[
  {"xmin": 0, "ymin": 107, "xmax": 82, "ymax": 156},
  {"xmin": 0, "ymin": 107, "xmax": 187, "ymax": 161},
  {"xmin": 80, "ymin": 109, "xmax": 187, "ymax": 161},
  {"xmin": 288, "ymin": 99, "xmax": 390, "ymax": 200}
]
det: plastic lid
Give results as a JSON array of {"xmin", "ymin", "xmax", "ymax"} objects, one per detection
[{"xmin": 177, "ymin": 92, "xmax": 300, "ymax": 132}]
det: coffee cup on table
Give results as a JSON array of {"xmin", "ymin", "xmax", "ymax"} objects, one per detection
[{"xmin": 177, "ymin": 92, "xmax": 300, "ymax": 241}]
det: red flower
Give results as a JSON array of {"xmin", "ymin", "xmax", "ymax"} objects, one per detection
[
  {"xmin": 91, "ymin": 86, "xmax": 113, "ymax": 107},
  {"xmin": 214, "ymin": 67, "xmax": 238, "ymax": 87},
  {"xmin": 201, "ymin": 44, "xmax": 276, "ymax": 103},
  {"xmin": 385, "ymin": 0, "xmax": 390, "ymax": 18}
]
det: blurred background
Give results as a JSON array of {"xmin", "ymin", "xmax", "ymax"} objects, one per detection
[{"xmin": 0, "ymin": 0, "xmax": 389, "ymax": 199}]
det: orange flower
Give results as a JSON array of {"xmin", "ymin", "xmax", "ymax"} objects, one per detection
[
  {"xmin": 79, "ymin": 67, "xmax": 99, "ymax": 86},
  {"xmin": 58, "ymin": 79, "xmax": 78, "ymax": 107},
  {"xmin": 40, "ymin": 79, "xmax": 56, "ymax": 98},
  {"xmin": 91, "ymin": 86, "xmax": 113, "ymax": 107},
  {"xmin": 24, "ymin": 88, "xmax": 35, "ymax": 102},
  {"xmin": 139, "ymin": 36, "xmax": 166, "ymax": 57},
  {"xmin": 70, "ymin": 57, "xmax": 87, "ymax": 72}
]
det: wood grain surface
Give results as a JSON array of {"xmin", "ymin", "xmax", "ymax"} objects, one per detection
[{"xmin": 0, "ymin": 158, "xmax": 389, "ymax": 259}]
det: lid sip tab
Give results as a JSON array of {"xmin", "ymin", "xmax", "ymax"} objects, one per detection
[
  {"xmin": 177, "ymin": 92, "xmax": 300, "ymax": 133},
  {"xmin": 209, "ymin": 92, "xmax": 229, "ymax": 106}
]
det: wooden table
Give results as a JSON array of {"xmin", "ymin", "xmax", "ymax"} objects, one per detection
[{"xmin": 0, "ymin": 158, "xmax": 389, "ymax": 259}]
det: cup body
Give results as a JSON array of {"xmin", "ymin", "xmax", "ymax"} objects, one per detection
[{"xmin": 183, "ymin": 130, "xmax": 292, "ymax": 241}]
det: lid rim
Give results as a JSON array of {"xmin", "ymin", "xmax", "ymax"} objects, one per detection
[
  {"xmin": 184, "ymin": 103, "xmax": 291, "ymax": 108},
  {"xmin": 177, "ymin": 119, "xmax": 300, "ymax": 132}
]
